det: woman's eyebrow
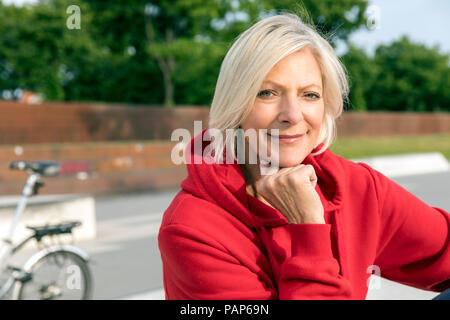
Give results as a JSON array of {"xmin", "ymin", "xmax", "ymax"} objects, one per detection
[{"xmin": 262, "ymin": 80, "xmax": 322, "ymax": 91}]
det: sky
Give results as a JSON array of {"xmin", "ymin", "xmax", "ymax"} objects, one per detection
[
  {"xmin": 341, "ymin": 0, "xmax": 450, "ymax": 56},
  {"xmin": 3, "ymin": 0, "xmax": 450, "ymax": 57}
]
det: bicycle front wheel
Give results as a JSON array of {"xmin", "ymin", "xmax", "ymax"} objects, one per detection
[{"xmin": 14, "ymin": 249, "xmax": 93, "ymax": 300}]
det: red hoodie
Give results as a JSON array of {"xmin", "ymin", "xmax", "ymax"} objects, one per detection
[{"xmin": 158, "ymin": 129, "xmax": 450, "ymax": 299}]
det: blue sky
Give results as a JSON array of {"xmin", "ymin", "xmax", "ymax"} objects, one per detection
[
  {"xmin": 341, "ymin": 0, "xmax": 450, "ymax": 56},
  {"xmin": 3, "ymin": 0, "xmax": 450, "ymax": 57}
]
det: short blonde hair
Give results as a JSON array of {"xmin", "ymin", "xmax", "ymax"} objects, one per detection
[{"xmin": 208, "ymin": 12, "xmax": 349, "ymax": 163}]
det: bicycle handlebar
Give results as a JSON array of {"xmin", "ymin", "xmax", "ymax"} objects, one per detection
[{"xmin": 9, "ymin": 161, "xmax": 60, "ymax": 177}]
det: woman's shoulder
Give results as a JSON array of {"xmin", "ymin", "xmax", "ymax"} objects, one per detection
[
  {"xmin": 161, "ymin": 191, "xmax": 213, "ymax": 225},
  {"xmin": 158, "ymin": 191, "xmax": 256, "ymax": 252},
  {"xmin": 336, "ymin": 153, "xmax": 390, "ymax": 187},
  {"xmin": 324, "ymin": 151, "xmax": 386, "ymax": 202},
  {"xmin": 327, "ymin": 150, "xmax": 377, "ymax": 181},
  {"xmin": 329, "ymin": 152, "xmax": 397, "ymax": 208},
  {"xmin": 160, "ymin": 190, "xmax": 248, "ymax": 234}
]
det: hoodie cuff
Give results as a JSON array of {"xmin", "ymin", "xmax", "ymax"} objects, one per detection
[{"xmin": 288, "ymin": 223, "xmax": 334, "ymax": 259}]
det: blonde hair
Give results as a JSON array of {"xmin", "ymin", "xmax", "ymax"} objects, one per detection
[{"xmin": 208, "ymin": 12, "xmax": 349, "ymax": 163}]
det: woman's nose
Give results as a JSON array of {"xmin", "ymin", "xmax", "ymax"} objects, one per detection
[{"xmin": 277, "ymin": 95, "xmax": 304, "ymax": 125}]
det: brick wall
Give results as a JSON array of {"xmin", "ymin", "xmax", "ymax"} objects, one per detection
[
  {"xmin": 0, "ymin": 141, "xmax": 186, "ymax": 196},
  {"xmin": 336, "ymin": 111, "xmax": 450, "ymax": 137},
  {"xmin": 0, "ymin": 101, "xmax": 210, "ymax": 144},
  {"xmin": 1, "ymin": 101, "xmax": 449, "ymax": 195},
  {"xmin": 2, "ymin": 102, "xmax": 450, "ymax": 145}
]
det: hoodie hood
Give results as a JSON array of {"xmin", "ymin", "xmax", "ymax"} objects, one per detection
[{"xmin": 180, "ymin": 129, "xmax": 345, "ymax": 229}]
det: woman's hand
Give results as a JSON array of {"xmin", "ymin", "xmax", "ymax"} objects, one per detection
[{"xmin": 254, "ymin": 164, "xmax": 325, "ymax": 224}]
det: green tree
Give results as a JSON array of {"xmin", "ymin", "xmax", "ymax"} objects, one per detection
[
  {"xmin": 0, "ymin": 0, "xmax": 99, "ymax": 100},
  {"xmin": 84, "ymin": 0, "xmax": 233, "ymax": 107},
  {"xmin": 1, "ymin": 0, "xmax": 370, "ymax": 106},
  {"xmin": 83, "ymin": 0, "xmax": 369, "ymax": 107},
  {"xmin": 368, "ymin": 36, "xmax": 450, "ymax": 112},
  {"xmin": 214, "ymin": 0, "xmax": 369, "ymax": 47},
  {"xmin": 341, "ymin": 44, "xmax": 378, "ymax": 111}
]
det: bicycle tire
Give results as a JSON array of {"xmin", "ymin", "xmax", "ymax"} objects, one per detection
[{"xmin": 14, "ymin": 249, "xmax": 93, "ymax": 300}]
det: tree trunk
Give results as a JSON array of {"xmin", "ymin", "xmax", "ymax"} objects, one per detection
[
  {"xmin": 144, "ymin": 11, "xmax": 176, "ymax": 107},
  {"xmin": 162, "ymin": 64, "xmax": 174, "ymax": 107},
  {"xmin": 162, "ymin": 28, "xmax": 175, "ymax": 107}
]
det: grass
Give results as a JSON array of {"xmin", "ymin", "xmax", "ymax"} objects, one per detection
[{"xmin": 330, "ymin": 134, "xmax": 450, "ymax": 160}]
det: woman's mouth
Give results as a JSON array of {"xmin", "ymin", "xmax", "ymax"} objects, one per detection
[{"xmin": 267, "ymin": 132, "xmax": 305, "ymax": 143}]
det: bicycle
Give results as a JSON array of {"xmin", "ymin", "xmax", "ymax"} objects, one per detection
[{"xmin": 0, "ymin": 161, "xmax": 93, "ymax": 300}]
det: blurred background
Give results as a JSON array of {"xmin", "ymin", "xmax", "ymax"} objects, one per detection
[{"xmin": 0, "ymin": 0, "xmax": 449, "ymax": 300}]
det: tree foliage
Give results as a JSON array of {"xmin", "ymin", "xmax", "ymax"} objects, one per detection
[
  {"xmin": 341, "ymin": 36, "xmax": 450, "ymax": 112},
  {"xmin": 0, "ymin": 0, "xmax": 448, "ymax": 112},
  {"xmin": 341, "ymin": 44, "xmax": 379, "ymax": 111},
  {"xmin": 368, "ymin": 36, "xmax": 450, "ymax": 111}
]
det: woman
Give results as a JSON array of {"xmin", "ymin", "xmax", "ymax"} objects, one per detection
[{"xmin": 158, "ymin": 13, "xmax": 450, "ymax": 300}]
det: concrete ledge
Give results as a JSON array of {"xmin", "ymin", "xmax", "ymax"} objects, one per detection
[
  {"xmin": 351, "ymin": 152, "xmax": 450, "ymax": 177},
  {"xmin": 0, "ymin": 194, "xmax": 96, "ymax": 250}
]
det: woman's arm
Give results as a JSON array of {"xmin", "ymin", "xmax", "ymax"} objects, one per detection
[
  {"xmin": 278, "ymin": 223, "xmax": 353, "ymax": 299},
  {"xmin": 158, "ymin": 221, "xmax": 353, "ymax": 300},
  {"xmin": 158, "ymin": 223, "xmax": 277, "ymax": 300},
  {"xmin": 361, "ymin": 163, "xmax": 450, "ymax": 292}
]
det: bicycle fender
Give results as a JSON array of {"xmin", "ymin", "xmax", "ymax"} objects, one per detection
[{"xmin": 20, "ymin": 244, "xmax": 90, "ymax": 272}]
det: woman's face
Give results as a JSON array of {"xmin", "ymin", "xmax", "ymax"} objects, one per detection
[{"xmin": 240, "ymin": 47, "xmax": 325, "ymax": 168}]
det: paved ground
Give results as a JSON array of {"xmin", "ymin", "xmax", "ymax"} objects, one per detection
[
  {"xmin": 5, "ymin": 169, "xmax": 449, "ymax": 300},
  {"xmin": 78, "ymin": 190, "xmax": 176, "ymax": 299}
]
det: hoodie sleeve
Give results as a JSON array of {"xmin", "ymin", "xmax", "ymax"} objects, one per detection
[
  {"xmin": 158, "ymin": 223, "xmax": 278, "ymax": 300},
  {"xmin": 277, "ymin": 224, "xmax": 353, "ymax": 299},
  {"xmin": 159, "ymin": 221, "xmax": 353, "ymax": 300},
  {"xmin": 364, "ymin": 164, "xmax": 450, "ymax": 292}
]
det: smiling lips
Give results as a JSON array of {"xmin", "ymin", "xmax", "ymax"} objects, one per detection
[{"xmin": 267, "ymin": 132, "xmax": 306, "ymax": 143}]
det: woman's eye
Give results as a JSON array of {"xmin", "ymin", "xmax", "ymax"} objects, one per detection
[
  {"xmin": 257, "ymin": 90, "xmax": 320, "ymax": 99},
  {"xmin": 257, "ymin": 90, "xmax": 274, "ymax": 97},
  {"xmin": 304, "ymin": 93, "xmax": 320, "ymax": 99}
]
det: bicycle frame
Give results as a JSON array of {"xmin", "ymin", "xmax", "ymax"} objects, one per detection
[
  {"xmin": 0, "ymin": 173, "xmax": 39, "ymax": 271},
  {"xmin": 0, "ymin": 166, "xmax": 93, "ymax": 300}
]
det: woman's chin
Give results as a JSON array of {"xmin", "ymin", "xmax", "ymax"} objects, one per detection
[
  {"xmin": 276, "ymin": 154, "xmax": 307, "ymax": 168},
  {"xmin": 256, "ymin": 150, "xmax": 310, "ymax": 168}
]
